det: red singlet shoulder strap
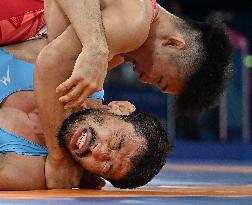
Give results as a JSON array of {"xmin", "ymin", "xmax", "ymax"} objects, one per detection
[{"xmin": 150, "ymin": 0, "xmax": 157, "ymax": 23}]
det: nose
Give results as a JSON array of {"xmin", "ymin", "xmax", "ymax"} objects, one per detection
[{"xmin": 92, "ymin": 144, "xmax": 111, "ymax": 161}]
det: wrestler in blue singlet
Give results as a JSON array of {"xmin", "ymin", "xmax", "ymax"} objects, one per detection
[{"xmin": 0, "ymin": 48, "xmax": 104, "ymax": 156}]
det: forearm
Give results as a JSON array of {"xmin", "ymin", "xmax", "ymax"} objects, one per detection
[
  {"xmin": 3, "ymin": 39, "xmax": 48, "ymax": 64},
  {"xmin": 55, "ymin": 0, "xmax": 109, "ymax": 55},
  {"xmin": 34, "ymin": 26, "xmax": 80, "ymax": 158},
  {"xmin": 35, "ymin": 57, "xmax": 71, "ymax": 159}
]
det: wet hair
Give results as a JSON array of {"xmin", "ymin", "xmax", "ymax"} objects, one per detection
[
  {"xmin": 58, "ymin": 109, "xmax": 172, "ymax": 189},
  {"xmin": 171, "ymin": 18, "xmax": 233, "ymax": 116},
  {"xmin": 108, "ymin": 111, "xmax": 173, "ymax": 189}
]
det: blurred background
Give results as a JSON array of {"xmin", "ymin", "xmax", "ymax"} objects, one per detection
[{"xmin": 104, "ymin": 0, "xmax": 252, "ymax": 163}]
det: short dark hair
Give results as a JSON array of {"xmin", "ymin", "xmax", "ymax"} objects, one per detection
[
  {"xmin": 107, "ymin": 111, "xmax": 173, "ymax": 189},
  {"xmin": 174, "ymin": 19, "xmax": 233, "ymax": 116},
  {"xmin": 58, "ymin": 109, "xmax": 172, "ymax": 189}
]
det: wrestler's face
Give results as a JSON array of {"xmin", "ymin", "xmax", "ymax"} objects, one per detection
[
  {"xmin": 60, "ymin": 110, "xmax": 146, "ymax": 181},
  {"xmin": 125, "ymin": 36, "xmax": 184, "ymax": 95}
]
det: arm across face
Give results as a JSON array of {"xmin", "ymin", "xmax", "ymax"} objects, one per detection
[
  {"xmin": 35, "ymin": 0, "xmax": 153, "ymax": 189},
  {"xmin": 1, "ymin": 36, "xmax": 139, "ymax": 190},
  {"xmin": 54, "ymin": 0, "xmax": 152, "ymax": 110}
]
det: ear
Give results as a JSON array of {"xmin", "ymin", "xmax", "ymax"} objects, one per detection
[
  {"xmin": 162, "ymin": 36, "xmax": 186, "ymax": 50},
  {"xmin": 107, "ymin": 101, "xmax": 136, "ymax": 116}
]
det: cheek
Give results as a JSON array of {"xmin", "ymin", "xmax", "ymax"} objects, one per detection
[
  {"xmin": 77, "ymin": 157, "xmax": 100, "ymax": 173},
  {"xmin": 154, "ymin": 56, "xmax": 168, "ymax": 74}
]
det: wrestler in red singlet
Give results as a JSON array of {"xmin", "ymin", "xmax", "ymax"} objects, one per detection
[{"xmin": 0, "ymin": 0, "xmax": 46, "ymax": 46}]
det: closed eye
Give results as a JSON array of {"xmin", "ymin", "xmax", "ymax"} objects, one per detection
[
  {"xmin": 103, "ymin": 162, "xmax": 113, "ymax": 175},
  {"xmin": 108, "ymin": 164, "xmax": 113, "ymax": 173},
  {"xmin": 111, "ymin": 131, "xmax": 124, "ymax": 150},
  {"xmin": 118, "ymin": 135, "xmax": 125, "ymax": 150}
]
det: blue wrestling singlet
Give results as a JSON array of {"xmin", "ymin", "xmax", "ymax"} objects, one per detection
[
  {"xmin": 0, "ymin": 48, "xmax": 104, "ymax": 156},
  {"xmin": 0, "ymin": 48, "xmax": 34, "ymax": 103},
  {"xmin": 0, "ymin": 128, "xmax": 48, "ymax": 156},
  {"xmin": 0, "ymin": 48, "xmax": 104, "ymax": 103}
]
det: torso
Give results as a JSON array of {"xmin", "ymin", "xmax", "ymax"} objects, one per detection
[
  {"xmin": 0, "ymin": 91, "xmax": 45, "ymax": 146},
  {"xmin": 0, "ymin": 0, "xmax": 157, "ymax": 190},
  {"xmin": 1, "ymin": 91, "xmax": 36, "ymax": 112},
  {"xmin": 0, "ymin": 91, "xmax": 46, "ymax": 190}
]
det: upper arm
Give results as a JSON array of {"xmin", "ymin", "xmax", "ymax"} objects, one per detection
[
  {"xmin": 102, "ymin": 0, "xmax": 151, "ymax": 58},
  {"xmin": 3, "ymin": 38, "xmax": 47, "ymax": 64},
  {"xmin": 0, "ymin": 155, "xmax": 46, "ymax": 191}
]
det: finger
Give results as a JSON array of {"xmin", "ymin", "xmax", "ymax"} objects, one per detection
[
  {"xmin": 81, "ymin": 99, "xmax": 106, "ymax": 110},
  {"xmin": 64, "ymin": 87, "xmax": 96, "ymax": 110},
  {"xmin": 56, "ymin": 77, "xmax": 81, "ymax": 93},
  {"xmin": 127, "ymin": 104, "xmax": 136, "ymax": 112},
  {"xmin": 108, "ymin": 101, "xmax": 119, "ymax": 109},
  {"xmin": 59, "ymin": 83, "xmax": 87, "ymax": 103},
  {"xmin": 108, "ymin": 101, "xmax": 136, "ymax": 112}
]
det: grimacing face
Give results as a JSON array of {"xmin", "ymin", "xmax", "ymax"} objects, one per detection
[
  {"xmin": 124, "ymin": 36, "xmax": 184, "ymax": 95},
  {"xmin": 60, "ymin": 110, "xmax": 146, "ymax": 181}
]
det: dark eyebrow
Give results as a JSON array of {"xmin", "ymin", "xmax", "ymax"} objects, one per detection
[
  {"xmin": 108, "ymin": 164, "xmax": 113, "ymax": 173},
  {"xmin": 118, "ymin": 134, "xmax": 125, "ymax": 150},
  {"xmin": 89, "ymin": 127, "xmax": 97, "ymax": 146}
]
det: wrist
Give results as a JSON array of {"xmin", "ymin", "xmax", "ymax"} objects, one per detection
[{"xmin": 82, "ymin": 43, "xmax": 109, "ymax": 58}]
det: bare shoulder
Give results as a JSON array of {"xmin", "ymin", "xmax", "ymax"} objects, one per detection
[
  {"xmin": 102, "ymin": 0, "xmax": 154, "ymax": 55},
  {"xmin": 0, "ymin": 108, "xmax": 28, "ymax": 132},
  {"xmin": 113, "ymin": 0, "xmax": 153, "ymax": 38},
  {"xmin": 0, "ymin": 154, "xmax": 46, "ymax": 190},
  {"xmin": 0, "ymin": 107, "xmax": 40, "ymax": 143}
]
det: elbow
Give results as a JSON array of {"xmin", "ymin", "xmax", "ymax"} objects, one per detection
[{"xmin": 35, "ymin": 45, "xmax": 61, "ymax": 82}]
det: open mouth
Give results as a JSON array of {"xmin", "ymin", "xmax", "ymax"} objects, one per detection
[{"xmin": 70, "ymin": 128, "xmax": 91, "ymax": 156}]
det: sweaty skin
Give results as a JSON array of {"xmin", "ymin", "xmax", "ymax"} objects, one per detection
[
  {"xmin": 0, "ymin": 90, "xmax": 135, "ymax": 190},
  {"xmin": 35, "ymin": 0, "xmax": 154, "ymax": 189},
  {"xmin": 0, "ymin": 39, "xmax": 136, "ymax": 189},
  {"xmin": 11, "ymin": 0, "xmax": 182, "ymax": 189},
  {"xmin": 45, "ymin": 0, "xmax": 110, "ymax": 106}
]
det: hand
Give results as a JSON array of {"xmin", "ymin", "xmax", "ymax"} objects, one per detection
[
  {"xmin": 108, "ymin": 101, "xmax": 136, "ymax": 116},
  {"xmin": 79, "ymin": 170, "xmax": 106, "ymax": 190},
  {"xmin": 45, "ymin": 154, "xmax": 83, "ymax": 189},
  {"xmin": 80, "ymin": 98, "xmax": 107, "ymax": 110},
  {"xmin": 71, "ymin": 98, "xmax": 107, "ymax": 113},
  {"xmin": 56, "ymin": 50, "xmax": 108, "ymax": 110}
]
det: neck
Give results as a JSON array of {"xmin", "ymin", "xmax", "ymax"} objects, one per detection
[{"xmin": 150, "ymin": 5, "xmax": 179, "ymax": 39}]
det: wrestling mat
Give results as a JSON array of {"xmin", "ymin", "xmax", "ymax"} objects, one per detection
[{"xmin": 0, "ymin": 161, "xmax": 252, "ymax": 205}]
